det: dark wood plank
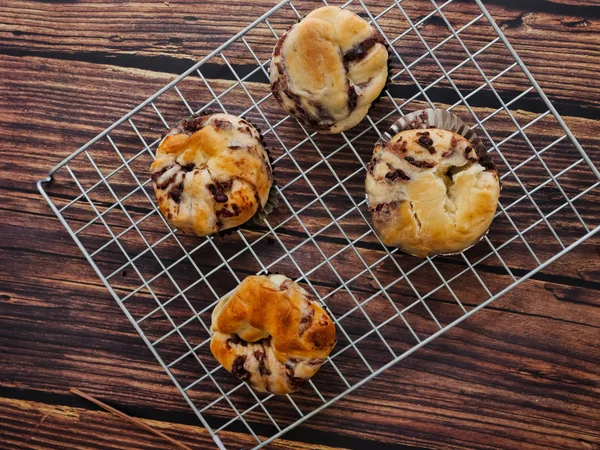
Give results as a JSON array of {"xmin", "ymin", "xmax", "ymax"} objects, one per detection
[
  {"xmin": 0, "ymin": 396, "xmax": 340, "ymax": 450},
  {"xmin": 1, "ymin": 0, "xmax": 599, "ymax": 449},
  {"xmin": 2, "ymin": 51, "xmax": 598, "ymax": 280},
  {"xmin": 1, "ymin": 246, "xmax": 599, "ymax": 449},
  {"xmin": 1, "ymin": 0, "xmax": 599, "ymax": 116}
]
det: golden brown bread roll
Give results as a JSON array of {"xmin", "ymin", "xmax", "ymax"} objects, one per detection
[
  {"xmin": 150, "ymin": 113, "xmax": 272, "ymax": 236},
  {"xmin": 366, "ymin": 128, "xmax": 500, "ymax": 257},
  {"xmin": 210, "ymin": 274, "xmax": 336, "ymax": 395},
  {"xmin": 270, "ymin": 6, "xmax": 389, "ymax": 134}
]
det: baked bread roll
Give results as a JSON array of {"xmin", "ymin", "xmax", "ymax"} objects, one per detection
[
  {"xmin": 210, "ymin": 274, "xmax": 336, "ymax": 395},
  {"xmin": 150, "ymin": 113, "xmax": 272, "ymax": 236},
  {"xmin": 270, "ymin": 6, "xmax": 388, "ymax": 134},
  {"xmin": 366, "ymin": 128, "xmax": 500, "ymax": 257}
]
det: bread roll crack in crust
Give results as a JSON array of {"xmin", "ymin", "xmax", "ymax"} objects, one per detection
[
  {"xmin": 366, "ymin": 128, "xmax": 500, "ymax": 257},
  {"xmin": 270, "ymin": 6, "xmax": 389, "ymax": 134},
  {"xmin": 210, "ymin": 275, "xmax": 337, "ymax": 395},
  {"xmin": 149, "ymin": 113, "xmax": 272, "ymax": 236}
]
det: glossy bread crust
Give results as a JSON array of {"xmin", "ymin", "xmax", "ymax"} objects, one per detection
[
  {"xmin": 366, "ymin": 128, "xmax": 500, "ymax": 257},
  {"xmin": 150, "ymin": 113, "xmax": 272, "ymax": 236},
  {"xmin": 210, "ymin": 274, "xmax": 336, "ymax": 395},
  {"xmin": 270, "ymin": 6, "xmax": 388, "ymax": 134}
]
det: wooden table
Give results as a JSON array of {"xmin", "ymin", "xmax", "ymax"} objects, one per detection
[{"xmin": 1, "ymin": 0, "xmax": 599, "ymax": 449}]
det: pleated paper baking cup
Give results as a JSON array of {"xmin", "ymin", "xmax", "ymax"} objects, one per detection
[
  {"xmin": 380, "ymin": 109, "xmax": 490, "ymax": 165},
  {"xmin": 241, "ymin": 116, "xmax": 278, "ymax": 227},
  {"xmin": 379, "ymin": 107, "xmax": 499, "ymax": 182},
  {"xmin": 370, "ymin": 108, "xmax": 500, "ymax": 257},
  {"xmin": 248, "ymin": 183, "xmax": 278, "ymax": 226}
]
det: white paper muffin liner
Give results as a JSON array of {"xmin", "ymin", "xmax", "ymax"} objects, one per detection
[
  {"xmin": 378, "ymin": 108, "xmax": 488, "ymax": 161},
  {"xmin": 369, "ymin": 108, "xmax": 500, "ymax": 257}
]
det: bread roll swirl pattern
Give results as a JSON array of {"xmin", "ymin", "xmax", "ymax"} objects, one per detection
[
  {"xmin": 150, "ymin": 113, "xmax": 272, "ymax": 236},
  {"xmin": 270, "ymin": 6, "xmax": 389, "ymax": 134},
  {"xmin": 366, "ymin": 128, "xmax": 500, "ymax": 257},
  {"xmin": 210, "ymin": 274, "xmax": 337, "ymax": 395}
]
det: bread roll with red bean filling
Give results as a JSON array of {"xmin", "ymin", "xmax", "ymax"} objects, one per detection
[
  {"xmin": 150, "ymin": 113, "xmax": 272, "ymax": 236},
  {"xmin": 366, "ymin": 128, "xmax": 500, "ymax": 257},
  {"xmin": 270, "ymin": 6, "xmax": 389, "ymax": 134},
  {"xmin": 210, "ymin": 274, "xmax": 336, "ymax": 395}
]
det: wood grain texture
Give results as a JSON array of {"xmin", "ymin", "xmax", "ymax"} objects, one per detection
[
  {"xmin": 0, "ymin": 396, "xmax": 342, "ymax": 450},
  {"xmin": 1, "ymin": 0, "xmax": 599, "ymax": 449}
]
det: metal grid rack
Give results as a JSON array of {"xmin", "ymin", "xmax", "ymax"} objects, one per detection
[{"xmin": 37, "ymin": 0, "xmax": 600, "ymax": 448}]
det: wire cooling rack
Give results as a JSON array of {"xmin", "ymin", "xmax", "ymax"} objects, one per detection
[{"xmin": 38, "ymin": 0, "xmax": 600, "ymax": 448}]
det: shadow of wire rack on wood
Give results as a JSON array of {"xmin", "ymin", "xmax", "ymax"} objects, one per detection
[{"xmin": 36, "ymin": 0, "xmax": 600, "ymax": 448}]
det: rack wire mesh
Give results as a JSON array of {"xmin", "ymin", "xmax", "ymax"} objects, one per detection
[{"xmin": 37, "ymin": 0, "xmax": 600, "ymax": 448}]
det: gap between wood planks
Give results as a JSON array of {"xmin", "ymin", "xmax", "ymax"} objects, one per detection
[
  {"xmin": 0, "ymin": 387, "xmax": 430, "ymax": 450},
  {"xmin": 1, "ymin": 47, "xmax": 597, "ymax": 121}
]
